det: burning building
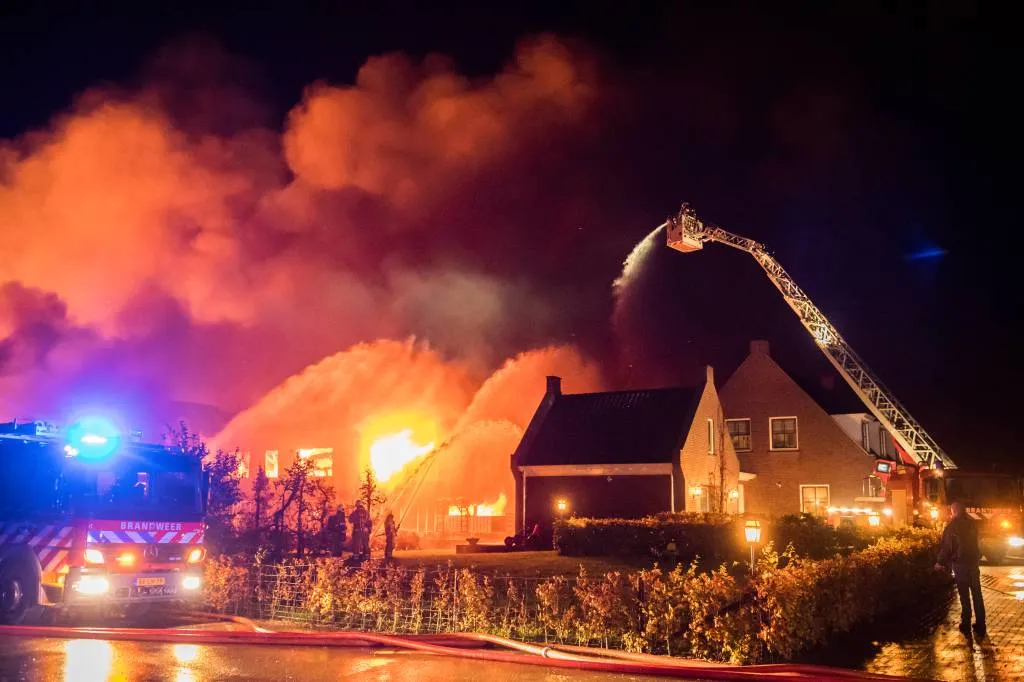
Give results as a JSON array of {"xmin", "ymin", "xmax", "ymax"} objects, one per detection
[{"xmin": 209, "ymin": 340, "xmax": 606, "ymax": 542}]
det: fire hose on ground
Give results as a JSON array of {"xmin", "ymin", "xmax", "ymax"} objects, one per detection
[{"xmin": 0, "ymin": 615, "xmax": 934, "ymax": 682}]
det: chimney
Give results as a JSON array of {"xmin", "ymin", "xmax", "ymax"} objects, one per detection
[
  {"xmin": 546, "ymin": 375, "xmax": 562, "ymax": 397},
  {"xmin": 750, "ymin": 340, "xmax": 770, "ymax": 356},
  {"xmin": 705, "ymin": 365, "xmax": 714, "ymax": 385}
]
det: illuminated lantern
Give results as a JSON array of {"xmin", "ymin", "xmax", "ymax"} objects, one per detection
[{"xmin": 744, "ymin": 520, "xmax": 761, "ymax": 576}]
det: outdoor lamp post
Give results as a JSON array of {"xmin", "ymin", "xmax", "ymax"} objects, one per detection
[{"xmin": 744, "ymin": 519, "xmax": 761, "ymax": 575}]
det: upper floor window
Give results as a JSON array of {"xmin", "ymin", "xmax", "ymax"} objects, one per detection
[
  {"xmin": 707, "ymin": 419, "xmax": 715, "ymax": 454},
  {"xmin": 726, "ymin": 419, "xmax": 752, "ymax": 451},
  {"xmin": 770, "ymin": 417, "xmax": 798, "ymax": 450}
]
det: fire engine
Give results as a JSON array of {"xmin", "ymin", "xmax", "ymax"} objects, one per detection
[
  {"xmin": 665, "ymin": 204, "xmax": 1024, "ymax": 561},
  {"xmin": 0, "ymin": 417, "xmax": 208, "ymax": 624}
]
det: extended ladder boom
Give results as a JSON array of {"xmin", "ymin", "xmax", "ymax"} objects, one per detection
[{"xmin": 664, "ymin": 203, "xmax": 955, "ymax": 470}]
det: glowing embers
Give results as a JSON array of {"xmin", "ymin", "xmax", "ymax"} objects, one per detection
[
  {"xmin": 361, "ymin": 412, "xmax": 438, "ymax": 484},
  {"xmin": 447, "ymin": 492, "xmax": 507, "ymax": 517}
]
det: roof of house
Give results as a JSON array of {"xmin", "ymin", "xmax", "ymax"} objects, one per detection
[
  {"xmin": 515, "ymin": 386, "xmax": 702, "ymax": 467},
  {"xmin": 789, "ymin": 373, "xmax": 866, "ymax": 415}
]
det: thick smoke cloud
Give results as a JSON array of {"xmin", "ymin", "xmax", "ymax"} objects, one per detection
[{"xmin": 0, "ymin": 35, "xmax": 603, "ymax": 431}]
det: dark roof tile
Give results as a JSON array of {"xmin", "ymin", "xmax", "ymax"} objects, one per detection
[{"xmin": 516, "ymin": 387, "xmax": 702, "ymax": 467}]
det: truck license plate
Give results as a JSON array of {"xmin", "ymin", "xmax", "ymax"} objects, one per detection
[{"xmin": 136, "ymin": 577, "xmax": 166, "ymax": 587}]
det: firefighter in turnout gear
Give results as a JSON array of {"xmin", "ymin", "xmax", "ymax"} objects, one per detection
[
  {"xmin": 326, "ymin": 504, "xmax": 347, "ymax": 557},
  {"xmin": 935, "ymin": 500, "xmax": 987, "ymax": 638},
  {"xmin": 348, "ymin": 501, "xmax": 369, "ymax": 560}
]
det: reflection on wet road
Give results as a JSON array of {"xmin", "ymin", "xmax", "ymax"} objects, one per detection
[{"xmin": 0, "ymin": 635, "xmax": 682, "ymax": 682}]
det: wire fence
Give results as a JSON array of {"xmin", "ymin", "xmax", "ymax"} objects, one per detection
[
  {"xmin": 203, "ymin": 532, "xmax": 947, "ymax": 663},
  {"xmin": 207, "ymin": 558, "xmax": 556, "ymax": 641}
]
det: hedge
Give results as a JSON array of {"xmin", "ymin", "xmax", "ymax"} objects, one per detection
[
  {"xmin": 205, "ymin": 528, "xmax": 945, "ymax": 663},
  {"xmin": 554, "ymin": 512, "xmax": 897, "ymax": 561},
  {"xmin": 553, "ymin": 513, "xmax": 738, "ymax": 563}
]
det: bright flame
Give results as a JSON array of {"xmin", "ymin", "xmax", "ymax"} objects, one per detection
[
  {"xmin": 365, "ymin": 414, "xmax": 438, "ymax": 484},
  {"xmin": 448, "ymin": 492, "xmax": 507, "ymax": 517}
]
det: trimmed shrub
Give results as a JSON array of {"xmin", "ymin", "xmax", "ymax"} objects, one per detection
[
  {"xmin": 557, "ymin": 512, "xmax": 911, "ymax": 563},
  {"xmin": 771, "ymin": 513, "xmax": 859, "ymax": 558},
  {"xmin": 202, "ymin": 555, "xmax": 250, "ymax": 613},
  {"xmin": 554, "ymin": 513, "xmax": 738, "ymax": 563},
  {"xmin": 747, "ymin": 527, "xmax": 945, "ymax": 661},
  {"xmin": 203, "ymin": 529, "xmax": 944, "ymax": 664}
]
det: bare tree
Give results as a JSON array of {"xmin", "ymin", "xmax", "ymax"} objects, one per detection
[{"xmin": 357, "ymin": 468, "xmax": 388, "ymax": 539}]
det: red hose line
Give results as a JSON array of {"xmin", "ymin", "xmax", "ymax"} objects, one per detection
[{"xmin": 0, "ymin": 625, "xmax": 932, "ymax": 682}]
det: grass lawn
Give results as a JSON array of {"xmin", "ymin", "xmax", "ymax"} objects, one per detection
[{"xmin": 392, "ymin": 549, "xmax": 657, "ymax": 577}]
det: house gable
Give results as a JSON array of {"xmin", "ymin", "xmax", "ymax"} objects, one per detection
[
  {"xmin": 720, "ymin": 341, "xmax": 875, "ymax": 517},
  {"xmin": 678, "ymin": 368, "xmax": 741, "ymax": 513}
]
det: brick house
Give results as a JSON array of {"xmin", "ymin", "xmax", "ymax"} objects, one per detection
[
  {"xmin": 511, "ymin": 368, "xmax": 740, "ymax": 541},
  {"xmin": 719, "ymin": 340, "xmax": 883, "ymax": 518}
]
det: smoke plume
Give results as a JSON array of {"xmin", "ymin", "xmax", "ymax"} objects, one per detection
[{"xmin": 0, "ymin": 35, "xmax": 602, "ymax": 434}]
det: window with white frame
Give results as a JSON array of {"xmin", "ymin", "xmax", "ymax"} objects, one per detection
[
  {"xmin": 265, "ymin": 450, "xmax": 279, "ymax": 478},
  {"xmin": 690, "ymin": 484, "xmax": 712, "ymax": 512},
  {"xmin": 707, "ymin": 418, "xmax": 715, "ymax": 454},
  {"xmin": 800, "ymin": 485, "xmax": 830, "ymax": 515},
  {"xmin": 726, "ymin": 419, "xmax": 751, "ymax": 451},
  {"xmin": 770, "ymin": 417, "xmax": 798, "ymax": 450},
  {"xmin": 879, "ymin": 432, "xmax": 896, "ymax": 458}
]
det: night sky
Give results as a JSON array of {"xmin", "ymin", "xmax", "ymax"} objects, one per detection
[{"xmin": 1, "ymin": 2, "xmax": 1018, "ymax": 470}]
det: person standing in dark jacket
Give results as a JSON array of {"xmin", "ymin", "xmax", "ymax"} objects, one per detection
[
  {"xmin": 935, "ymin": 500, "xmax": 987, "ymax": 638},
  {"xmin": 383, "ymin": 513, "xmax": 397, "ymax": 562}
]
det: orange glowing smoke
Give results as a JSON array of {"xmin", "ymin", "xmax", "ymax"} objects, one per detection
[
  {"xmin": 362, "ymin": 413, "xmax": 438, "ymax": 483},
  {"xmin": 209, "ymin": 339, "xmax": 473, "ymax": 493},
  {"xmin": 0, "ymin": 35, "xmax": 600, "ymax": 420}
]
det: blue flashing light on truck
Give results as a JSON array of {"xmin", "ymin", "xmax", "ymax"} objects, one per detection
[{"xmin": 0, "ymin": 418, "xmax": 208, "ymax": 624}]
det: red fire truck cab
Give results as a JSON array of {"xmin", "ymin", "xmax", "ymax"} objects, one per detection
[{"xmin": 0, "ymin": 419, "xmax": 208, "ymax": 624}]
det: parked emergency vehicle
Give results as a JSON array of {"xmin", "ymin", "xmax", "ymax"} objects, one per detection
[
  {"xmin": 0, "ymin": 418, "xmax": 208, "ymax": 624},
  {"xmin": 912, "ymin": 467, "xmax": 1022, "ymax": 563}
]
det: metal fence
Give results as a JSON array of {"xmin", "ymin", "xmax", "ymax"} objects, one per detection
[{"xmin": 208, "ymin": 559, "xmax": 554, "ymax": 641}]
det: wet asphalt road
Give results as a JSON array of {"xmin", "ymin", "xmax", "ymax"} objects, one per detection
[{"xmin": 0, "ymin": 629, "xmax": 685, "ymax": 682}]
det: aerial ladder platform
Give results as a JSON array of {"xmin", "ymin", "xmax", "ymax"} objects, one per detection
[{"xmin": 663, "ymin": 203, "xmax": 955, "ymax": 471}]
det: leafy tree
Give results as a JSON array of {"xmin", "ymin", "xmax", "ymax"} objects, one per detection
[
  {"xmin": 204, "ymin": 449, "xmax": 243, "ymax": 553},
  {"xmin": 164, "ymin": 421, "xmax": 242, "ymax": 555}
]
